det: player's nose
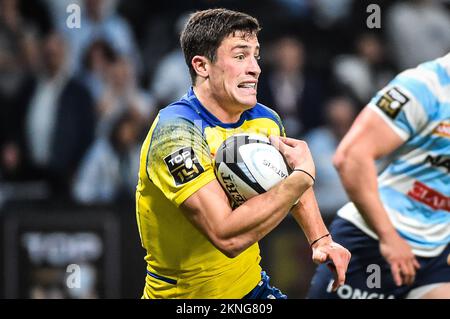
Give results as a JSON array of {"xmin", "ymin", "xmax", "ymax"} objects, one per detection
[{"xmin": 247, "ymin": 56, "xmax": 261, "ymax": 78}]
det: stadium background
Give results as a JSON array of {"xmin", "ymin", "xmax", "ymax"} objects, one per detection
[{"xmin": 0, "ymin": 0, "xmax": 449, "ymax": 298}]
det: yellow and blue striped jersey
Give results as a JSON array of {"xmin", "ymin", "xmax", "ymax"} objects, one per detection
[{"xmin": 136, "ymin": 87, "xmax": 285, "ymax": 298}]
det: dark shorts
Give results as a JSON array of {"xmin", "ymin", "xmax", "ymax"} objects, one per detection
[
  {"xmin": 243, "ymin": 271, "xmax": 287, "ymax": 299},
  {"xmin": 307, "ymin": 217, "xmax": 450, "ymax": 299}
]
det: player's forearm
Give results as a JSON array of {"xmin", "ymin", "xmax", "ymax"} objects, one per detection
[
  {"xmin": 290, "ymin": 188, "xmax": 330, "ymax": 245},
  {"xmin": 334, "ymin": 152, "xmax": 397, "ymax": 239},
  {"xmin": 220, "ymin": 171, "xmax": 314, "ymax": 255}
]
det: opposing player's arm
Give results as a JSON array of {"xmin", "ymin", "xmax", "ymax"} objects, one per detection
[
  {"xmin": 333, "ymin": 106, "xmax": 420, "ymax": 286},
  {"xmin": 333, "ymin": 106, "xmax": 404, "ymax": 235},
  {"xmin": 182, "ymin": 136, "xmax": 314, "ymax": 258}
]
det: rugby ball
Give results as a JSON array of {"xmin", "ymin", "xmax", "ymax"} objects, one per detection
[{"xmin": 215, "ymin": 134, "xmax": 289, "ymax": 207}]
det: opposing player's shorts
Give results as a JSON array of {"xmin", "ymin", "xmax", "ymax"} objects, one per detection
[
  {"xmin": 307, "ymin": 217, "xmax": 450, "ymax": 299},
  {"xmin": 243, "ymin": 271, "xmax": 287, "ymax": 299}
]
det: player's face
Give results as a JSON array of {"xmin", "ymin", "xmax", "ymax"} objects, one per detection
[{"xmin": 208, "ymin": 32, "xmax": 261, "ymax": 112}]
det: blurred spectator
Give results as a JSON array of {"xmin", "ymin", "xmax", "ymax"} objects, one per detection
[
  {"xmin": 78, "ymin": 39, "xmax": 117, "ymax": 104},
  {"xmin": 274, "ymin": 0, "xmax": 312, "ymax": 18},
  {"xmin": 59, "ymin": 0, "xmax": 141, "ymax": 75},
  {"xmin": 149, "ymin": 12, "xmax": 191, "ymax": 108},
  {"xmin": 312, "ymin": 0, "xmax": 353, "ymax": 28},
  {"xmin": 0, "ymin": 0, "xmax": 40, "ymax": 174},
  {"xmin": 0, "ymin": 0, "xmax": 35, "ymax": 98},
  {"xmin": 258, "ymin": 36, "xmax": 328, "ymax": 137},
  {"xmin": 96, "ymin": 55, "xmax": 154, "ymax": 138},
  {"xmin": 6, "ymin": 31, "xmax": 95, "ymax": 198},
  {"xmin": 333, "ymin": 32, "xmax": 397, "ymax": 106},
  {"xmin": 386, "ymin": 0, "xmax": 450, "ymax": 69},
  {"xmin": 72, "ymin": 111, "xmax": 142, "ymax": 204},
  {"xmin": 304, "ymin": 96, "xmax": 357, "ymax": 217}
]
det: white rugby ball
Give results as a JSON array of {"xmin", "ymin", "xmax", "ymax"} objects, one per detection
[{"xmin": 215, "ymin": 134, "xmax": 289, "ymax": 207}]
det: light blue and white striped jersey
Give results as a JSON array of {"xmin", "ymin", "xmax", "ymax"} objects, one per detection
[{"xmin": 338, "ymin": 53, "xmax": 450, "ymax": 257}]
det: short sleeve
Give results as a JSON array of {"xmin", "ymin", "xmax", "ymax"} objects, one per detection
[
  {"xmin": 367, "ymin": 69, "xmax": 437, "ymax": 140},
  {"xmin": 146, "ymin": 117, "xmax": 216, "ymax": 206}
]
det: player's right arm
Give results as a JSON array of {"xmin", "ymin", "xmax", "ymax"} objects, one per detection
[
  {"xmin": 333, "ymin": 105, "xmax": 421, "ymax": 286},
  {"xmin": 147, "ymin": 114, "xmax": 315, "ymax": 258},
  {"xmin": 182, "ymin": 135, "xmax": 315, "ymax": 258}
]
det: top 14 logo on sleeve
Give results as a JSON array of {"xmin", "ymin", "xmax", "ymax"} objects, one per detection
[
  {"xmin": 164, "ymin": 147, "xmax": 204, "ymax": 185},
  {"xmin": 375, "ymin": 87, "xmax": 409, "ymax": 119}
]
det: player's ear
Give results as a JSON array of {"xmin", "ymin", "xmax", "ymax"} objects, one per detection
[{"xmin": 192, "ymin": 56, "xmax": 209, "ymax": 79}]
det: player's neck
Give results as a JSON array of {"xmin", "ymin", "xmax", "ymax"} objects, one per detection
[{"xmin": 193, "ymin": 86, "xmax": 243, "ymax": 124}]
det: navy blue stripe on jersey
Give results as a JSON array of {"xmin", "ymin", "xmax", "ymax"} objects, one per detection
[{"xmin": 146, "ymin": 270, "xmax": 177, "ymax": 285}]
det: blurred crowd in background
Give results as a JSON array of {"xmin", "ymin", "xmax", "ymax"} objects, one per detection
[{"xmin": 0, "ymin": 0, "xmax": 449, "ymax": 298}]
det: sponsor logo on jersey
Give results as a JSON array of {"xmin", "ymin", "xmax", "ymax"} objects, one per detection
[
  {"xmin": 432, "ymin": 121, "xmax": 450, "ymax": 139},
  {"xmin": 375, "ymin": 87, "xmax": 409, "ymax": 119},
  {"xmin": 407, "ymin": 181, "xmax": 450, "ymax": 212},
  {"xmin": 164, "ymin": 147, "xmax": 204, "ymax": 185},
  {"xmin": 424, "ymin": 154, "xmax": 450, "ymax": 173}
]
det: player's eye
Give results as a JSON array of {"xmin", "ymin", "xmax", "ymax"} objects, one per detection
[
  {"xmin": 254, "ymin": 55, "xmax": 261, "ymax": 61},
  {"xmin": 235, "ymin": 54, "xmax": 245, "ymax": 60}
]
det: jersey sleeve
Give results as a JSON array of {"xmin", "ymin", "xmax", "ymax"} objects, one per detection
[
  {"xmin": 267, "ymin": 108, "xmax": 286, "ymax": 137},
  {"xmin": 146, "ymin": 117, "xmax": 216, "ymax": 207},
  {"xmin": 367, "ymin": 68, "xmax": 437, "ymax": 140}
]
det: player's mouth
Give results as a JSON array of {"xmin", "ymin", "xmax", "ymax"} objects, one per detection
[{"xmin": 237, "ymin": 81, "xmax": 257, "ymax": 94}]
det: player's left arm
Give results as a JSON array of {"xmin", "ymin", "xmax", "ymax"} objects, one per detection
[{"xmin": 290, "ymin": 189, "xmax": 351, "ymax": 291}]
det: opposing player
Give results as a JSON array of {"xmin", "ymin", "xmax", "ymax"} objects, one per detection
[
  {"xmin": 308, "ymin": 53, "xmax": 450, "ymax": 299},
  {"xmin": 135, "ymin": 8, "xmax": 350, "ymax": 298}
]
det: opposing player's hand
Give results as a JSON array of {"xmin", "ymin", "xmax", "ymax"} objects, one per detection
[
  {"xmin": 269, "ymin": 136, "xmax": 315, "ymax": 181},
  {"xmin": 311, "ymin": 237, "xmax": 351, "ymax": 292},
  {"xmin": 379, "ymin": 233, "xmax": 420, "ymax": 286}
]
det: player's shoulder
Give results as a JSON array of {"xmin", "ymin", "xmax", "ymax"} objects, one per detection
[
  {"xmin": 248, "ymin": 102, "xmax": 284, "ymax": 129},
  {"xmin": 153, "ymin": 94, "xmax": 206, "ymax": 137},
  {"xmin": 394, "ymin": 54, "xmax": 449, "ymax": 102},
  {"xmin": 249, "ymin": 102, "xmax": 279, "ymax": 118},
  {"xmin": 148, "ymin": 96, "xmax": 205, "ymax": 146},
  {"xmin": 159, "ymin": 100, "xmax": 200, "ymax": 124},
  {"xmin": 380, "ymin": 55, "xmax": 450, "ymax": 118}
]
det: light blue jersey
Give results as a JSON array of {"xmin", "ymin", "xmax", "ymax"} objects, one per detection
[{"xmin": 338, "ymin": 53, "xmax": 450, "ymax": 257}]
